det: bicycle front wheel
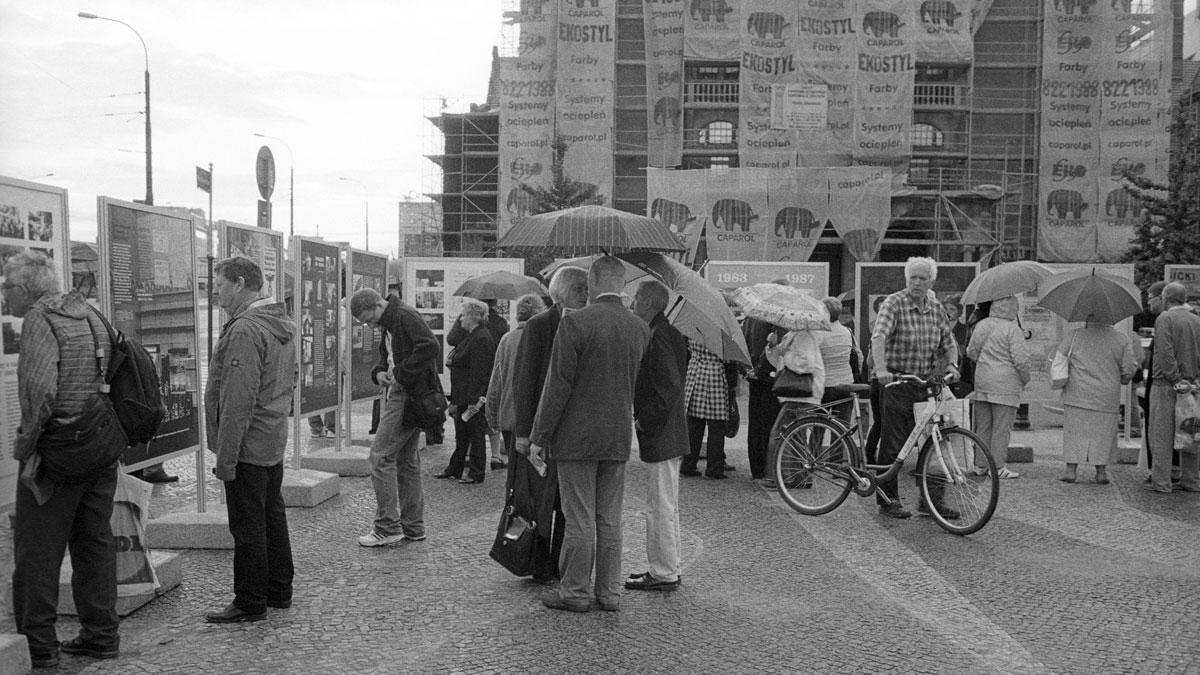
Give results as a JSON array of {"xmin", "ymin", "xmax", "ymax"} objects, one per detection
[
  {"xmin": 774, "ymin": 415, "xmax": 854, "ymax": 516},
  {"xmin": 916, "ymin": 427, "xmax": 999, "ymax": 535}
]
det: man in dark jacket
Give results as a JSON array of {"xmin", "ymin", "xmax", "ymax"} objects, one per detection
[
  {"xmin": 205, "ymin": 257, "xmax": 297, "ymax": 624},
  {"xmin": 351, "ymin": 287, "xmax": 440, "ymax": 546},
  {"xmin": 628, "ymin": 280, "xmax": 689, "ymax": 591},
  {"xmin": 7, "ymin": 251, "xmax": 121, "ymax": 667}
]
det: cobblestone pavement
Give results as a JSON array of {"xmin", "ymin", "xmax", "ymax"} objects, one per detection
[{"xmin": 3, "ymin": 402, "xmax": 1198, "ymax": 674}]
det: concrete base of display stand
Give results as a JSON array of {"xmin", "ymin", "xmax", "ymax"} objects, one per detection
[
  {"xmin": 146, "ymin": 503, "xmax": 234, "ymax": 549},
  {"xmin": 0, "ymin": 634, "xmax": 30, "ymax": 675},
  {"xmin": 300, "ymin": 447, "xmax": 371, "ymax": 477},
  {"xmin": 4, "ymin": 550, "xmax": 182, "ymax": 621},
  {"xmin": 282, "ymin": 469, "xmax": 340, "ymax": 508},
  {"xmin": 1007, "ymin": 445, "xmax": 1033, "ymax": 463},
  {"xmin": 1117, "ymin": 440, "xmax": 1141, "ymax": 465}
]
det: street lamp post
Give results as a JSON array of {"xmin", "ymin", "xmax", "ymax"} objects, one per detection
[
  {"xmin": 254, "ymin": 133, "xmax": 294, "ymax": 238},
  {"xmin": 340, "ymin": 177, "xmax": 369, "ymax": 249},
  {"xmin": 79, "ymin": 12, "xmax": 152, "ymax": 206}
]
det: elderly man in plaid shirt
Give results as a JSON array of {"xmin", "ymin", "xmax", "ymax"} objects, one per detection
[{"xmin": 870, "ymin": 257, "xmax": 960, "ymax": 519}]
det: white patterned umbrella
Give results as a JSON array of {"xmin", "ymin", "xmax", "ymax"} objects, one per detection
[{"xmin": 732, "ymin": 283, "xmax": 831, "ymax": 331}]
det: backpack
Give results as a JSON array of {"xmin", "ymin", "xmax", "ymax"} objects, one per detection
[{"xmin": 92, "ymin": 308, "xmax": 167, "ymax": 445}]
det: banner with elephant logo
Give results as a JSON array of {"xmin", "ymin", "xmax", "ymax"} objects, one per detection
[
  {"xmin": 914, "ymin": 0, "xmax": 973, "ymax": 62},
  {"xmin": 646, "ymin": 167, "xmax": 892, "ymax": 263},
  {"xmin": 795, "ymin": 2, "xmax": 857, "ymax": 166},
  {"xmin": 968, "ymin": 0, "xmax": 996, "ymax": 34},
  {"xmin": 739, "ymin": 0, "xmax": 800, "ymax": 169},
  {"xmin": 556, "ymin": 0, "xmax": 615, "ymax": 205},
  {"xmin": 684, "ymin": 0, "xmax": 741, "ymax": 58},
  {"xmin": 644, "ymin": 0, "xmax": 686, "ymax": 168},
  {"xmin": 498, "ymin": 0, "xmax": 558, "ymax": 236},
  {"xmin": 1037, "ymin": 0, "xmax": 1171, "ymax": 262},
  {"xmin": 853, "ymin": 0, "xmax": 916, "ymax": 180}
]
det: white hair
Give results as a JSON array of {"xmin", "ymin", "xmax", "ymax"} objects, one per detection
[{"xmin": 904, "ymin": 256, "xmax": 938, "ymax": 281}]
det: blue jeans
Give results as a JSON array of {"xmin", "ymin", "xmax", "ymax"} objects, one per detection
[
  {"xmin": 224, "ymin": 462, "xmax": 293, "ymax": 612},
  {"xmin": 369, "ymin": 388, "xmax": 426, "ymax": 538},
  {"xmin": 556, "ymin": 460, "xmax": 626, "ymax": 606},
  {"xmin": 13, "ymin": 464, "xmax": 120, "ymax": 658}
]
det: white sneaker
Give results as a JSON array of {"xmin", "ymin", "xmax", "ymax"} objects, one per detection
[
  {"xmin": 996, "ymin": 466, "xmax": 1020, "ymax": 479},
  {"xmin": 358, "ymin": 532, "xmax": 405, "ymax": 547}
]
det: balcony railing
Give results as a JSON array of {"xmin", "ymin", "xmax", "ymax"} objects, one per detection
[
  {"xmin": 914, "ymin": 83, "xmax": 971, "ymax": 107},
  {"xmin": 684, "ymin": 82, "xmax": 739, "ymax": 105}
]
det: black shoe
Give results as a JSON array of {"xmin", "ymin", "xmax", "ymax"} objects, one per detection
[
  {"xmin": 879, "ymin": 502, "xmax": 912, "ymax": 519},
  {"xmin": 138, "ymin": 468, "xmax": 179, "ymax": 483},
  {"xmin": 625, "ymin": 572, "xmax": 681, "ymax": 591},
  {"xmin": 267, "ymin": 598, "xmax": 292, "ymax": 609},
  {"xmin": 490, "ymin": 459, "xmax": 507, "ymax": 470},
  {"xmin": 60, "ymin": 636, "xmax": 119, "ymax": 659},
  {"xmin": 917, "ymin": 502, "xmax": 961, "ymax": 520},
  {"xmin": 433, "ymin": 470, "xmax": 458, "ymax": 479},
  {"xmin": 680, "ymin": 468, "xmax": 702, "ymax": 477},
  {"xmin": 31, "ymin": 651, "xmax": 59, "ymax": 668},
  {"xmin": 705, "ymin": 473, "xmax": 727, "ymax": 480},
  {"xmin": 458, "ymin": 477, "xmax": 483, "ymax": 484},
  {"xmin": 205, "ymin": 603, "xmax": 266, "ymax": 623}
]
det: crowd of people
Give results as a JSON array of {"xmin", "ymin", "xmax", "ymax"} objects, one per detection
[{"xmin": 7, "ymin": 248, "xmax": 1200, "ymax": 666}]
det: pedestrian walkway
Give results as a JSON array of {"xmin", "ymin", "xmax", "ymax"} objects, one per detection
[{"xmin": 3, "ymin": 406, "xmax": 1199, "ymax": 674}]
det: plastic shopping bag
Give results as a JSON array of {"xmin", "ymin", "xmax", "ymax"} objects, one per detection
[
  {"xmin": 1175, "ymin": 390, "xmax": 1200, "ymax": 453},
  {"xmin": 113, "ymin": 471, "xmax": 160, "ymax": 597}
]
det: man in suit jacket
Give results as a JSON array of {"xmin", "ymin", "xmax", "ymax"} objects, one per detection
[
  {"xmin": 510, "ymin": 265, "xmax": 589, "ymax": 579},
  {"xmin": 628, "ymin": 280, "xmax": 689, "ymax": 591},
  {"xmin": 524, "ymin": 257, "xmax": 650, "ymax": 612}
]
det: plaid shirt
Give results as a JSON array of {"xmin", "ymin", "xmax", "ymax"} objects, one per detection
[
  {"xmin": 871, "ymin": 290, "xmax": 957, "ymax": 379},
  {"xmin": 684, "ymin": 338, "xmax": 728, "ymax": 420}
]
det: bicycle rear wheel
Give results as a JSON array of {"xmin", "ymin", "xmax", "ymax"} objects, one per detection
[
  {"xmin": 916, "ymin": 427, "xmax": 998, "ymax": 535},
  {"xmin": 774, "ymin": 415, "xmax": 854, "ymax": 516}
]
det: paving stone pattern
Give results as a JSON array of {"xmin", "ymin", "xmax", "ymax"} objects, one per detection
[{"xmin": 3, "ymin": 405, "xmax": 1198, "ymax": 674}]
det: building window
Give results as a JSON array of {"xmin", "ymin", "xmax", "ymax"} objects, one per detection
[
  {"xmin": 912, "ymin": 123, "xmax": 944, "ymax": 148},
  {"xmin": 699, "ymin": 121, "xmax": 735, "ymax": 145}
]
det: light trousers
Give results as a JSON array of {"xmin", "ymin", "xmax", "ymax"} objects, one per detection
[
  {"xmin": 369, "ymin": 388, "xmax": 426, "ymax": 538},
  {"xmin": 645, "ymin": 457, "xmax": 682, "ymax": 582},
  {"xmin": 1150, "ymin": 383, "xmax": 1200, "ymax": 491},
  {"xmin": 972, "ymin": 401, "xmax": 1017, "ymax": 469},
  {"xmin": 556, "ymin": 459, "xmax": 626, "ymax": 605}
]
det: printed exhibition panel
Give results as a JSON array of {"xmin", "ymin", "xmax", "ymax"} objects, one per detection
[
  {"xmin": 403, "ymin": 257, "xmax": 524, "ymax": 373},
  {"xmin": 685, "ymin": 0, "xmax": 741, "ymax": 59},
  {"xmin": 556, "ymin": 0, "xmax": 615, "ymax": 205},
  {"xmin": 292, "ymin": 237, "xmax": 342, "ymax": 416},
  {"xmin": 1165, "ymin": 265, "xmax": 1200, "ymax": 304},
  {"xmin": 498, "ymin": 0, "xmax": 557, "ymax": 235},
  {"xmin": 704, "ymin": 261, "xmax": 829, "ymax": 298},
  {"xmin": 348, "ymin": 249, "xmax": 388, "ymax": 402},
  {"xmin": 854, "ymin": 0, "xmax": 916, "ymax": 178},
  {"xmin": 221, "ymin": 221, "xmax": 284, "ymax": 302},
  {"xmin": 0, "ymin": 176, "xmax": 70, "ymax": 512},
  {"xmin": 1018, "ymin": 263, "xmax": 1135, "ymax": 406},
  {"xmin": 644, "ymin": 0, "xmax": 685, "ymax": 168},
  {"xmin": 98, "ymin": 197, "xmax": 202, "ymax": 471},
  {"xmin": 1037, "ymin": 0, "xmax": 1172, "ymax": 263},
  {"xmin": 739, "ymin": 0, "xmax": 800, "ymax": 170},
  {"xmin": 853, "ymin": 262, "xmax": 979, "ymax": 364}
]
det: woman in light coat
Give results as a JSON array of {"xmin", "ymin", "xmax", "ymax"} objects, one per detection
[
  {"xmin": 761, "ymin": 325, "xmax": 826, "ymax": 489},
  {"xmin": 965, "ymin": 296, "xmax": 1031, "ymax": 479},
  {"xmin": 1056, "ymin": 322, "xmax": 1138, "ymax": 484}
]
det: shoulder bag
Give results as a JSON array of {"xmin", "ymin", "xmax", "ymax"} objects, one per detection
[
  {"xmin": 773, "ymin": 367, "xmax": 815, "ymax": 398},
  {"xmin": 1050, "ymin": 332, "xmax": 1076, "ymax": 390}
]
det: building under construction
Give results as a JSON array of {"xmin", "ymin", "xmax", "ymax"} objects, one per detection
[{"xmin": 426, "ymin": 0, "xmax": 1191, "ymax": 290}]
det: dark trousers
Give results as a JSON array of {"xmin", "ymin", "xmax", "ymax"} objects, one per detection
[
  {"xmin": 865, "ymin": 380, "xmax": 883, "ymax": 463},
  {"xmin": 224, "ymin": 462, "xmax": 294, "ymax": 613},
  {"xmin": 449, "ymin": 412, "xmax": 488, "ymax": 481},
  {"xmin": 876, "ymin": 380, "xmax": 926, "ymax": 506},
  {"xmin": 13, "ymin": 464, "xmax": 120, "ymax": 657},
  {"xmin": 748, "ymin": 379, "xmax": 781, "ymax": 479},
  {"xmin": 684, "ymin": 416, "xmax": 727, "ymax": 476}
]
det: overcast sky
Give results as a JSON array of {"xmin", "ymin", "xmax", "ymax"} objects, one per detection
[{"xmin": 0, "ymin": 0, "xmax": 501, "ymax": 256}]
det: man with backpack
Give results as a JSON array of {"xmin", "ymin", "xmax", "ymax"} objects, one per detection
[
  {"xmin": 204, "ymin": 257, "xmax": 297, "ymax": 623},
  {"xmin": 6, "ymin": 251, "xmax": 121, "ymax": 668}
]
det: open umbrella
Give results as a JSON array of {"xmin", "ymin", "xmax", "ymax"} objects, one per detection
[
  {"xmin": 961, "ymin": 260, "xmax": 1054, "ymax": 306},
  {"xmin": 452, "ymin": 270, "xmax": 547, "ymax": 301},
  {"xmin": 732, "ymin": 283, "xmax": 832, "ymax": 331},
  {"xmin": 543, "ymin": 253, "xmax": 750, "ymax": 365},
  {"xmin": 495, "ymin": 205, "xmax": 686, "ymax": 256},
  {"xmin": 1036, "ymin": 267, "xmax": 1141, "ymax": 325}
]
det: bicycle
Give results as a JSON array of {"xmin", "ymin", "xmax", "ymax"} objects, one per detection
[{"xmin": 772, "ymin": 375, "xmax": 999, "ymax": 535}]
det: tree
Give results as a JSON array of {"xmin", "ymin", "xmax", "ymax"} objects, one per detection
[
  {"xmin": 1121, "ymin": 112, "xmax": 1200, "ymax": 289},
  {"xmin": 518, "ymin": 135, "xmax": 605, "ymax": 213}
]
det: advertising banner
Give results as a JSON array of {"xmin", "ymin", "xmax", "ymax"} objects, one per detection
[
  {"xmin": 684, "ymin": 0, "xmax": 741, "ymax": 59},
  {"xmin": 0, "ymin": 176, "xmax": 70, "ymax": 510},
  {"xmin": 739, "ymin": 0, "xmax": 799, "ymax": 170},
  {"xmin": 914, "ymin": 0, "xmax": 974, "ymax": 62},
  {"xmin": 293, "ymin": 237, "xmax": 341, "ymax": 416},
  {"xmin": 221, "ymin": 221, "xmax": 283, "ymax": 302},
  {"xmin": 826, "ymin": 166, "xmax": 892, "ymax": 262},
  {"xmin": 404, "ymin": 258, "xmax": 524, "ymax": 374},
  {"xmin": 556, "ymin": 0, "xmax": 615, "ymax": 204},
  {"xmin": 853, "ymin": 262, "xmax": 979, "ymax": 360},
  {"xmin": 647, "ymin": 167, "xmax": 708, "ymax": 262},
  {"xmin": 762, "ymin": 169, "xmax": 824, "ymax": 262},
  {"xmin": 853, "ymin": 0, "xmax": 916, "ymax": 177},
  {"xmin": 99, "ymin": 198, "xmax": 201, "ymax": 471},
  {"xmin": 349, "ymin": 250, "xmax": 388, "ymax": 402},
  {"xmin": 498, "ymin": 0, "xmax": 558, "ymax": 236},
  {"xmin": 644, "ymin": 0, "xmax": 685, "ymax": 168},
  {"xmin": 1165, "ymin": 265, "xmax": 1200, "ymax": 305},
  {"xmin": 705, "ymin": 261, "xmax": 829, "ymax": 298},
  {"xmin": 705, "ymin": 168, "xmax": 769, "ymax": 261},
  {"xmin": 795, "ymin": 5, "xmax": 857, "ymax": 166}
]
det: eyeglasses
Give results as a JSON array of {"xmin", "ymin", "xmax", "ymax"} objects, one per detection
[{"xmin": 1, "ymin": 282, "xmax": 25, "ymax": 292}]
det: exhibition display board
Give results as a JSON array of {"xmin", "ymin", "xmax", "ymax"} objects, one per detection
[
  {"xmin": 0, "ymin": 176, "xmax": 71, "ymax": 512},
  {"xmin": 292, "ymin": 236, "xmax": 342, "ymax": 418},
  {"xmin": 98, "ymin": 197, "xmax": 203, "ymax": 471},
  {"xmin": 853, "ymin": 262, "xmax": 980, "ymax": 363},
  {"xmin": 1165, "ymin": 265, "xmax": 1200, "ymax": 305},
  {"xmin": 222, "ymin": 221, "xmax": 284, "ymax": 302},
  {"xmin": 704, "ymin": 261, "xmax": 829, "ymax": 298},
  {"xmin": 348, "ymin": 248, "xmax": 388, "ymax": 402},
  {"xmin": 403, "ymin": 257, "xmax": 523, "ymax": 371}
]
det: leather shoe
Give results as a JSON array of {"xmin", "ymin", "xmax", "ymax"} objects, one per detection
[
  {"xmin": 458, "ymin": 477, "xmax": 483, "ymax": 484},
  {"xmin": 60, "ymin": 636, "xmax": 119, "ymax": 659},
  {"xmin": 31, "ymin": 651, "xmax": 59, "ymax": 668},
  {"xmin": 680, "ymin": 468, "xmax": 702, "ymax": 477},
  {"xmin": 540, "ymin": 593, "xmax": 590, "ymax": 613},
  {"xmin": 878, "ymin": 502, "xmax": 912, "ymax": 519},
  {"xmin": 205, "ymin": 603, "xmax": 266, "ymax": 623},
  {"xmin": 625, "ymin": 572, "xmax": 680, "ymax": 591},
  {"xmin": 137, "ymin": 468, "xmax": 179, "ymax": 483},
  {"xmin": 433, "ymin": 470, "xmax": 457, "ymax": 479},
  {"xmin": 267, "ymin": 598, "xmax": 292, "ymax": 609}
]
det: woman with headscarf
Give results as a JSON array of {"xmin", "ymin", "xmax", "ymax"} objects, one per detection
[{"xmin": 965, "ymin": 296, "xmax": 1031, "ymax": 479}]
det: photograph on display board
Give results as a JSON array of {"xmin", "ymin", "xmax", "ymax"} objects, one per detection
[
  {"xmin": 295, "ymin": 238, "xmax": 341, "ymax": 415},
  {"xmin": 349, "ymin": 250, "xmax": 388, "ymax": 401},
  {"xmin": 421, "ymin": 312, "xmax": 444, "ymax": 331},
  {"xmin": 415, "ymin": 290, "xmax": 443, "ymax": 309},
  {"xmin": 416, "ymin": 269, "xmax": 444, "ymax": 288},
  {"xmin": 224, "ymin": 224, "xmax": 281, "ymax": 301},
  {"xmin": 0, "ymin": 204, "xmax": 23, "ymax": 238},
  {"xmin": 28, "ymin": 210, "xmax": 53, "ymax": 242}
]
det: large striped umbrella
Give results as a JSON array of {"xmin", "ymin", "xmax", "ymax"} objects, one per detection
[{"xmin": 496, "ymin": 205, "xmax": 686, "ymax": 256}]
